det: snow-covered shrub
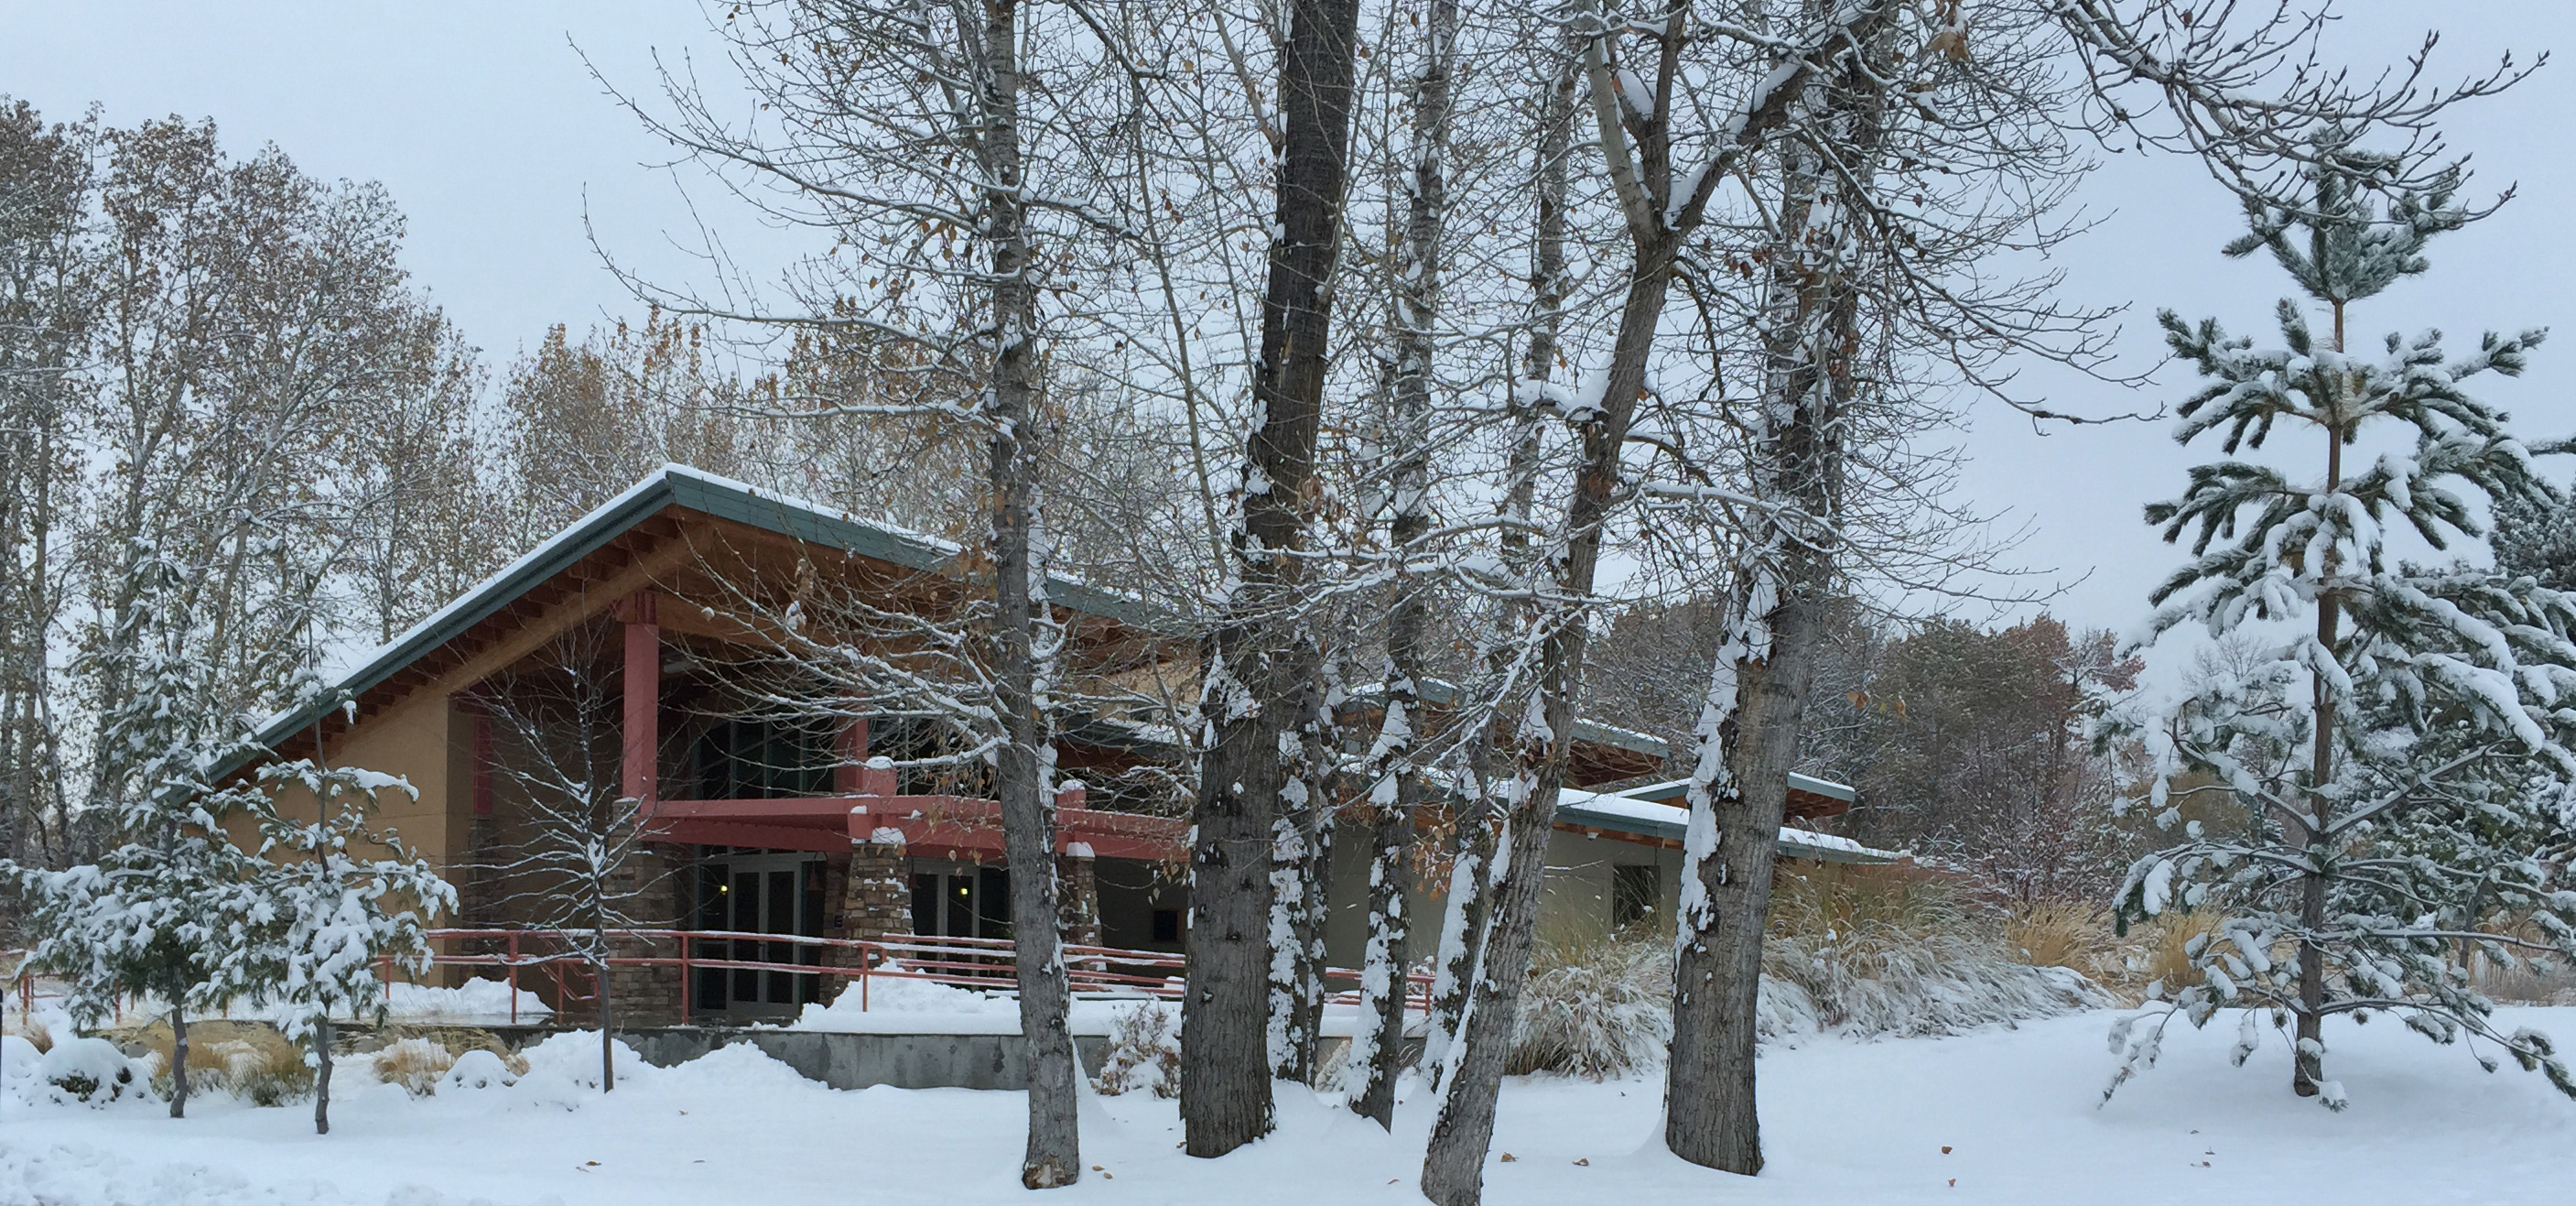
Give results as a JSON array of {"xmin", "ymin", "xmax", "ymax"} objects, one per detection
[
  {"xmin": 443, "ymin": 1048, "xmax": 522, "ymax": 1091},
  {"xmin": 1762, "ymin": 864, "xmax": 2110, "ymax": 1039},
  {"xmin": 1509, "ymin": 938, "xmax": 1673, "ymax": 1079},
  {"xmin": 37, "ymin": 1038, "xmax": 138, "ymax": 1103},
  {"xmin": 373, "ymin": 1038, "xmax": 455, "ymax": 1096},
  {"xmin": 1503, "ymin": 866, "xmax": 2113, "ymax": 1077},
  {"xmin": 1090, "ymin": 1003, "xmax": 1179, "ymax": 1097}
]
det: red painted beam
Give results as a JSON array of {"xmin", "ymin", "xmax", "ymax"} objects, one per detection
[
  {"xmin": 644, "ymin": 792, "xmax": 1189, "ymax": 863},
  {"xmin": 656, "ymin": 797, "xmax": 862, "ymax": 822},
  {"xmin": 620, "ymin": 592, "xmax": 660, "ymax": 810},
  {"xmin": 650, "ymin": 818, "xmax": 853, "ymax": 853}
]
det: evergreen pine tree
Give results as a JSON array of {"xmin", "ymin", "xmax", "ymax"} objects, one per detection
[
  {"xmin": 247, "ymin": 746, "xmax": 453, "ymax": 1135},
  {"xmin": 4, "ymin": 548, "xmax": 275, "ymax": 1117},
  {"xmin": 2104, "ymin": 129, "xmax": 2576, "ymax": 1107},
  {"xmin": 2491, "ymin": 473, "xmax": 2576, "ymax": 592}
]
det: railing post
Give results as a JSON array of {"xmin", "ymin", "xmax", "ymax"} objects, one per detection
[
  {"xmin": 508, "ymin": 931, "xmax": 521, "ymax": 1027},
  {"xmin": 679, "ymin": 932, "xmax": 692, "ymax": 1027},
  {"xmin": 860, "ymin": 941, "xmax": 871, "ymax": 1012}
]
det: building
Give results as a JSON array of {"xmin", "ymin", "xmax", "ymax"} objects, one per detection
[{"xmin": 232, "ymin": 465, "xmax": 1889, "ymax": 1024}]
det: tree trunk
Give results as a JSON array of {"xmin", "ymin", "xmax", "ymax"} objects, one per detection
[
  {"xmin": 977, "ymin": 0, "xmax": 1080, "ymax": 1182},
  {"xmin": 1665, "ymin": 14, "xmax": 1887, "ymax": 1171},
  {"xmin": 313, "ymin": 1016, "xmax": 333, "ymax": 1135},
  {"xmin": 168, "ymin": 1000, "xmax": 188, "ymax": 1118},
  {"xmin": 1420, "ymin": 222, "xmax": 1681, "ymax": 1204},
  {"xmin": 598, "ymin": 951, "xmax": 616, "ymax": 1092},
  {"xmin": 1422, "ymin": 40, "xmax": 1574, "ymax": 1097},
  {"xmin": 2296, "ymin": 336, "xmax": 2348, "ymax": 1099},
  {"xmin": 1348, "ymin": 794, "xmax": 1412, "ymax": 1126},
  {"xmin": 1268, "ymin": 669, "xmax": 1331, "ymax": 1085},
  {"xmin": 1182, "ymin": 0, "xmax": 1363, "ymax": 1159},
  {"xmin": 1420, "ymin": 783, "xmax": 1499, "ymax": 1092},
  {"xmin": 1348, "ymin": 0, "xmax": 1453, "ymax": 1125}
]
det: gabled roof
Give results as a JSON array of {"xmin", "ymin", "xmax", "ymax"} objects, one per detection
[{"xmin": 250, "ymin": 463, "xmax": 1163, "ymax": 758}]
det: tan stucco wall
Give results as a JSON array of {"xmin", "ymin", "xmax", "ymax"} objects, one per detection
[{"xmin": 1318, "ymin": 826, "xmax": 1683, "ymax": 972}]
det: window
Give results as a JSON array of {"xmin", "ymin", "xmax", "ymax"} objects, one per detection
[
  {"xmin": 1611, "ymin": 864, "xmax": 1661, "ymax": 930},
  {"xmin": 1151, "ymin": 908, "xmax": 1182, "ymax": 944},
  {"xmin": 694, "ymin": 719, "xmax": 833, "ymax": 799}
]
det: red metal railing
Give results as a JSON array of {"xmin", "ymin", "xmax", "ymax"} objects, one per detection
[{"xmin": 396, "ymin": 929, "xmax": 1432, "ymax": 1027}]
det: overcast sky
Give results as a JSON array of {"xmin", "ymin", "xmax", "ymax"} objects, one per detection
[{"xmin": 6, "ymin": 2, "xmax": 2573, "ymax": 646}]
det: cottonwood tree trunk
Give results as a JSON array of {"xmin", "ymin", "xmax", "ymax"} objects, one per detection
[
  {"xmin": 976, "ymin": 0, "xmax": 1080, "ymax": 1181},
  {"xmin": 1421, "ymin": 42, "xmax": 1575, "ymax": 1094},
  {"xmin": 1183, "ymin": 0, "xmax": 1365, "ymax": 1159},
  {"xmin": 1269, "ymin": 661, "xmax": 1333, "ymax": 1084},
  {"xmin": 1666, "ymin": 13, "xmax": 1885, "ymax": 1173},
  {"xmin": 1422, "ymin": 7, "xmax": 1892, "ymax": 1201},
  {"xmin": 1348, "ymin": 0, "xmax": 1456, "ymax": 1127},
  {"xmin": 1666, "ymin": 19, "xmax": 1885, "ymax": 1173},
  {"xmin": 1420, "ymin": 232, "xmax": 1681, "ymax": 1206}
]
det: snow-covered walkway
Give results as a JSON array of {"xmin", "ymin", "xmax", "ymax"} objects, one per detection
[{"xmin": 3, "ymin": 1007, "xmax": 2570, "ymax": 1204}]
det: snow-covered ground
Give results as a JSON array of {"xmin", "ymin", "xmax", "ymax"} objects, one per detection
[{"xmin": 3, "ymin": 1007, "xmax": 2571, "ymax": 1205}]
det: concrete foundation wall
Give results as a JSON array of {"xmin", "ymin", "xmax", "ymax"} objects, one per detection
[{"xmin": 616, "ymin": 1027, "xmax": 1113, "ymax": 1092}]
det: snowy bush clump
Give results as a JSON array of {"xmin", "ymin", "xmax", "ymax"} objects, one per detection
[
  {"xmin": 373, "ymin": 1038, "xmax": 456, "ymax": 1097},
  {"xmin": 1509, "ymin": 940, "xmax": 1673, "ymax": 1079},
  {"xmin": 1506, "ymin": 866, "xmax": 2112, "ymax": 1079},
  {"xmin": 29, "ymin": 1038, "xmax": 141, "ymax": 1104},
  {"xmin": 1089, "ymin": 1003, "xmax": 1180, "ymax": 1098}
]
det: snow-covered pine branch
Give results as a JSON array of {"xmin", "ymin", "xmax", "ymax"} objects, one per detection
[{"xmin": 2104, "ymin": 125, "xmax": 2576, "ymax": 1109}]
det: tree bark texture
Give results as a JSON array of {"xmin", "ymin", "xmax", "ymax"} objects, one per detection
[
  {"xmin": 1183, "ymin": 0, "xmax": 1363, "ymax": 1159},
  {"xmin": 314, "ymin": 1016, "xmax": 333, "ymax": 1135},
  {"xmin": 1348, "ymin": 0, "xmax": 1455, "ymax": 1126},
  {"xmin": 1666, "ymin": 15, "xmax": 1886, "ymax": 1174},
  {"xmin": 968, "ymin": 0, "xmax": 1082, "ymax": 1183},
  {"xmin": 168, "ymin": 1000, "xmax": 188, "ymax": 1118},
  {"xmin": 1422, "ymin": 40, "xmax": 1574, "ymax": 1096},
  {"xmin": 1420, "ymin": 240, "xmax": 1678, "ymax": 1206}
]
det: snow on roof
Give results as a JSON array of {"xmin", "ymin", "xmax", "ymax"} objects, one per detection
[
  {"xmin": 1620, "ymin": 772, "xmax": 1857, "ymax": 804},
  {"xmin": 1555, "ymin": 785, "xmax": 1900, "ymax": 864}
]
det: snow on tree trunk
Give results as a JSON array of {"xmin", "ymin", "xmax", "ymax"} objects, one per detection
[
  {"xmin": 1183, "ymin": 0, "xmax": 1364, "ymax": 1159},
  {"xmin": 1667, "ymin": 19, "xmax": 1885, "ymax": 1172},
  {"xmin": 1268, "ymin": 664, "xmax": 1334, "ymax": 1086},
  {"xmin": 1422, "ymin": 34, "xmax": 1576, "ymax": 1098},
  {"xmin": 1422, "ymin": 9, "xmax": 1896, "ymax": 1200},
  {"xmin": 1348, "ymin": 0, "xmax": 1456, "ymax": 1126},
  {"xmin": 974, "ymin": 0, "xmax": 1079, "ymax": 1178}
]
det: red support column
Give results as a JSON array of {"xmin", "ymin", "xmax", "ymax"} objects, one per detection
[
  {"xmin": 619, "ymin": 592, "xmax": 660, "ymax": 811},
  {"xmin": 835, "ymin": 715, "xmax": 871, "ymax": 795}
]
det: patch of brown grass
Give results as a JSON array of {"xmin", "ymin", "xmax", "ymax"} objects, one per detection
[
  {"xmin": 373, "ymin": 1037, "xmax": 456, "ymax": 1095},
  {"xmin": 14, "ymin": 1015, "xmax": 53, "ymax": 1054},
  {"xmin": 115, "ymin": 1019, "xmax": 313, "ymax": 1104}
]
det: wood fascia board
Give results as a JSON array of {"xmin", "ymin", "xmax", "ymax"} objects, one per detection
[{"xmin": 405, "ymin": 530, "xmax": 702, "ymax": 708}]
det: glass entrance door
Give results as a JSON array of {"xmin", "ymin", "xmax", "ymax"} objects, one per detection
[{"xmin": 693, "ymin": 852, "xmax": 826, "ymax": 1021}]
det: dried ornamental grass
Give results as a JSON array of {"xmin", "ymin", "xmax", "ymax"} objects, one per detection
[{"xmin": 373, "ymin": 1037, "xmax": 457, "ymax": 1096}]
